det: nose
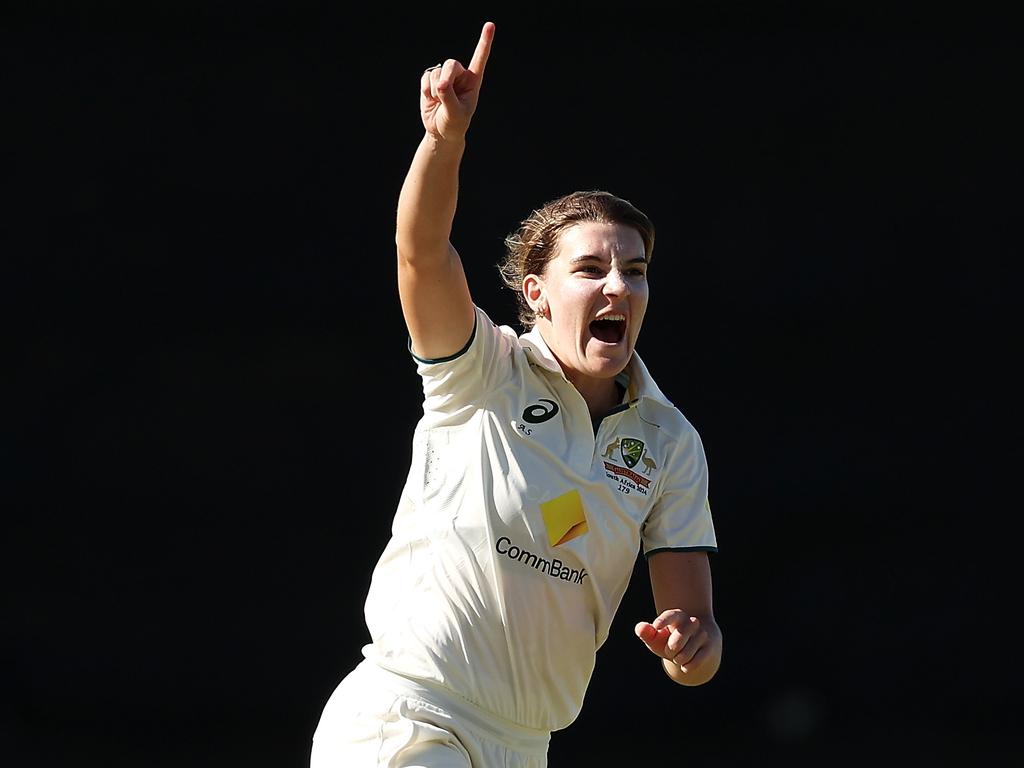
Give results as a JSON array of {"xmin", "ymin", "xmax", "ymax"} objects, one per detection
[{"xmin": 603, "ymin": 268, "xmax": 630, "ymax": 297}]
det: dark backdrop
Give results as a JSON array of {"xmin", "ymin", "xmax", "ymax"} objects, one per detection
[{"xmin": 7, "ymin": 4, "xmax": 1018, "ymax": 766}]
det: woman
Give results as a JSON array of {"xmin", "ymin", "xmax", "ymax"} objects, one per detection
[{"xmin": 311, "ymin": 20, "xmax": 721, "ymax": 768}]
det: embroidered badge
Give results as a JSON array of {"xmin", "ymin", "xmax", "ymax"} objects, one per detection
[{"xmin": 602, "ymin": 436, "xmax": 656, "ymax": 496}]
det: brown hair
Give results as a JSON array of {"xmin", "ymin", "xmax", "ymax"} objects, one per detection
[{"xmin": 498, "ymin": 190, "xmax": 655, "ymax": 328}]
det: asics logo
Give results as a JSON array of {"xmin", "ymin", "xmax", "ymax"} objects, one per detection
[{"xmin": 522, "ymin": 398, "xmax": 559, "ymax": 424}]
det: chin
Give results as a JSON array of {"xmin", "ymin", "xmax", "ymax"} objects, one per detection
[
  {"xmin": 590, "ymin": 353, "xmax": 630, "ymax": 378},
  {"xmin": 579, "ymin": 337, "xmax": 632, "ymax": 376}
]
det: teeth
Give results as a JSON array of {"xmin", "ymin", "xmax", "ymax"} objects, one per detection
[{"xmin": 596, "ymin": 314, "xmax": 625, "ymax": 322}]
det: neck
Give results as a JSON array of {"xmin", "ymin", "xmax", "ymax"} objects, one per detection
[
  {"xmin": 530, "ymin": 324, "xmax": 629, "ymax": 421},
  {"xmin": 568, "ymin": 372, "xmax": 622, "ymax": 422}
]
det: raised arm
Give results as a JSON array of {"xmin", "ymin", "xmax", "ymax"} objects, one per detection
[{"xmin": 396, "ymin": 21, "xmax": 495, "ymax": 361}]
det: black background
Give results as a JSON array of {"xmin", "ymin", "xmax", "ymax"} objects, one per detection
[{"xmin": 7, "ymin": 3, "xmax": 1019, "ymax": 766}]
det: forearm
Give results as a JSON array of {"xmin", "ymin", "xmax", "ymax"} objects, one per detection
[{"xmin": 396, "ymin": 132, "xmax": 466, "ymax": 264}]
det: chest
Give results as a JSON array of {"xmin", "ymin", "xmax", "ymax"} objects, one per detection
[{"xmin": 478, "ymin": 381, "xmax": 668, "ymax": 562}]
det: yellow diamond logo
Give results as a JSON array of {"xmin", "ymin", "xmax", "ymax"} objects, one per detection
[{"xmin": 540, "ymin": 489, "xmax": 589, "ymax": 547}]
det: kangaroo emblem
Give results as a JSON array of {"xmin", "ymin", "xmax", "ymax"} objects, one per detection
[
  {"xmin": 602, "ymin": 438, "xmax": 620, "ymax": 459},
  {"xmin": 640, "ymin": 450, "xmax": 658, "ymax": 475}
]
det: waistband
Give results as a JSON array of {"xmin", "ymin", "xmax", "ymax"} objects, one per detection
[{"xmin": 356, "ymin": 659, "xmax": 551, "ymax": 755}]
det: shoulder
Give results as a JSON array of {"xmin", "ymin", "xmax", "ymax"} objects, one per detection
[
  {"xmin": 628, "ymin": 353, "xmax": 705, "ymax": 447},
  {"xmin": 412, "ymin": 305, "xmax": 521, "ymax": 367},
  {"xmin": 637, "ymin": 400, "xmax": 707, "ymax": 474}
]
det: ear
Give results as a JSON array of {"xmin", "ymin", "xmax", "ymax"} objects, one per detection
[{"xmin": 523, "ymin": 274, "xmax": 545, "ymax": 313}]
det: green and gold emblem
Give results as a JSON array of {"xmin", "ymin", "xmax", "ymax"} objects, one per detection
[{"xmin": 620, "ymin": 438, "xmax": 644, "ymax": 469}]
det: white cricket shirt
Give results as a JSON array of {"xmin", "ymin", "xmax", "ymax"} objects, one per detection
[{"xmin": 362, "ymin": 305, "xmax": 717, "ymax": 732}]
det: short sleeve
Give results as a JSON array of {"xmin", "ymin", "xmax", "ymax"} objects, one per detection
[
  {"xmin": 641, "ymin": 422, "xmax": 718, "ymax": 556},
  {"xmin": 409, "ymin": 305, "xmax": 516, "ymax": 425}
]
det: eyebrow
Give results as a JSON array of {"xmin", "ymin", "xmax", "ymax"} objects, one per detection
[{"xmin": 568, "ymin": 254, "xmax": 648, "ymax": 265}]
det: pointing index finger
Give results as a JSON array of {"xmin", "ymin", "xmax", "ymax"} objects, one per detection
[{"xmin": 468, "ymin": 21, "xmax": 495, "ymax": 77}]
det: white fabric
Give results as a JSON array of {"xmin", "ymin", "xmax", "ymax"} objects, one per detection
[
  {"xmin": 311, "ymin": 659, "xmax": 548, "ymax": 767},
  {"xmin": 362, "ymin": 305, "xmax": 716, "ymax": 731}
]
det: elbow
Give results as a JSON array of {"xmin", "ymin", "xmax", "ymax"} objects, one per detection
[{"xmin": 395, "ymin": 235, "xmax": 451, "ymax": 270}]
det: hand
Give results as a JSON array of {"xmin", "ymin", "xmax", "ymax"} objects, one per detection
[
  {"xmin": 420, "ymin": 21, "xmax": 495, "ymax": 142},
  {"xmin": 634, "ymin": 609, "xmax": 712, "ymax": 675}
]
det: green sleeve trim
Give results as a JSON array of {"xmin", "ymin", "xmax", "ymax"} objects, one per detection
[
  {"xmin": 644, "ymin": 545, "xmax": 718, "ymax": 558},
  {"xmin": 408, "ymin": 314, "xmax": 478, "ymax": 364}
]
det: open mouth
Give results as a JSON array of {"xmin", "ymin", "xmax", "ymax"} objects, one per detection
[{"xmin": 589, "ymin": 315, "xmax": 626, "ymax": 344}]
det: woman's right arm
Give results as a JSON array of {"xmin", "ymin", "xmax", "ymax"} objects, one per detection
[{"xmin": 396, "ymin": 22, "xmax": 495, "ymax": 361}]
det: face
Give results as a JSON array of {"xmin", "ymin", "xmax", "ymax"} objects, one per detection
[{"xmin": 525, "ymin": 221, "xmax": 649, "ymax": 389}]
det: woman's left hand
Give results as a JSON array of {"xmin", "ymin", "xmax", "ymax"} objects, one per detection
[{"xmin": 634, "ymin": 609, "xmax": 713, "ymax": 675}]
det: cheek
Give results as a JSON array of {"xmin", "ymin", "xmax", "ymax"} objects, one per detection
[
  {"xmin": 631, "ymin": 293, "xmax": 649, "ymax": 331},
  {"xmin": 556, "ymin": 283, "xmax": 592, "ymax": 313},
  {"xmin": 632, "ymin": 286, "xmax": 649, "ymax": 312}
]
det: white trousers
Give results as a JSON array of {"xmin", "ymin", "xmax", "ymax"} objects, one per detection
[{"xmin": 310, "ymin": 659, "xmax": 550, "ymax": 768}]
